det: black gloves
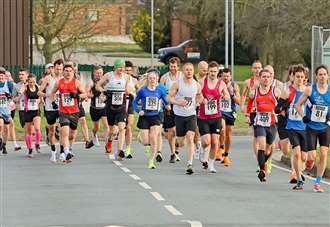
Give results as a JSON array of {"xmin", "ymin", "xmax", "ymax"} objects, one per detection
[
  {"xmin": 52, "ymin": 101, "xmax": 58, "ymax": 109},
  {"xmin": 5, "ymin": 92, "xmax": 12, "ymax": 98}
]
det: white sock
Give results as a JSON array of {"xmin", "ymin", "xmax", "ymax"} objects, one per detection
[
  {"xmin": 187, "ymin": 160, "xmax": 193, "ymax": 165},
  {"xmin": 64, "ymin": 147, "xmax": 70, "ymax": 155}
]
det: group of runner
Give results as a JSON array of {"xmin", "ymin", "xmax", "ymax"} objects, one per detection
[{"xmin": 0, "ymin": 57, "xmax": 329, "ymax": 193}]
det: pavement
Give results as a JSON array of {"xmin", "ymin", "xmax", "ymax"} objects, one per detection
[{"xmin": 0, "ymin": 136, "xmax": 329, "ymax": 227}]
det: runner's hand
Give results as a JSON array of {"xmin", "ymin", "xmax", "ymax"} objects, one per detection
[{"xmin": 139, "ymin": 110, "xmax": 144, "ymax": 116}]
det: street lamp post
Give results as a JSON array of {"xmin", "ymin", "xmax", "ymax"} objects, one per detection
[
  {"xmin": 151, "ymin": 0, "xmax": 154, "ymax": 68},
  {"xmin": 225, "ymin": 0, "xmax": 229, "ymax": 68}
]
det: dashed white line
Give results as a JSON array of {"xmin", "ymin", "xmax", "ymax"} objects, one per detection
[
  {"xmin": 120, "ymin": 167, "xmax": 132, "ymax": 173},
  {"xmin": 181, "ymin": 220, "xmax": 203, "ymax": 227},
  {"xmin": 164, "ymin": 205, "xmax": 182, "ymax": 216},
  {"xmin": 139, "ymin": 182, "xmax": 152, "ymax": 190},
  {"xmin": 113, "ymin": 161, "xmax": 122, "ymax": 166},
  {"xmin": 150, "ymin": 192, "xmax": 165, "ymax": 201},
  {"xmin": 272, "ymin": 163, "xmax": 330, "ymax": 186},
  {"xmin": 129, "ymin": 174, "xmax": 141, "ymax": 181}
]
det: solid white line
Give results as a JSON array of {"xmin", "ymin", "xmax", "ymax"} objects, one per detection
[
  {"xmin": 113, "ymin": 161, "xmax": 122, "ymax": 166},
  {"xmin": 120, "ymin": 167, "xmax": 132, "ymax": 173},
  {"xmin": 139, "ymin": 182, "xmax": 152, "ymax": 190},
  {"xmin": 150, "ymin": 192, "xmax": 165, "ymax": 201},
  {"xmin": 129, "ymin": 174, "xmax": 141, "ymax": 181},
  {"xmin": 164, "ymin": 205, "xmax": 182, "ymax": 216},
  {"xmin": 272, "ymin": 163, "xmax": 330, "ymax": 186},
  {"xmin": 181, "ymin": 220, "xmax": 203, "ymax": 227}
]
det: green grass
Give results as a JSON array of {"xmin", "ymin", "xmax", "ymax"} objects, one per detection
[{"xmin": 81, "ymin": 41, "xmax": 147, "ymax": 54}]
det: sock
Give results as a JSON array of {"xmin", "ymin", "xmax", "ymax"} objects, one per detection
[
  {"xmin": 297, "ymin": 175, "xmax": 302, "ymax": 182},
  {"xmin": 175, "ymin": 151, "xmax": 179, "ymax": 155},
  {"xmin": 60, "ymin": 145, "xmax": 64, "ymax": 154},
  {"xmin": 220, "ymin": 145, "xmax": 225, "ymax": 149},
  {"xmin": 35, "ymin": 130, "xmax": 41, "ymax": 145},
  {"xmin": 14, "ymin": 141, "xmax": 18, "ymax": 147},
  {"xmin": 209, "ymin": 158, "xmax": 215, "ymax": 167},
  {"xmin": 187, "ymin": 160, "xmax": 193, "ymax": 165},
  {"xmin": 257, "ymin": 150, "xmax": 266, "ymax": 170},
  {"xmin": 51, "ymin": 144, "xmax": 56, "ymax": 152},
  {"xmin": 28, "ymin": 148, "xmax": 33, "ymax": 154},
  {"xmin": 64, "ymin": 147, "xmax": 70, "ymax": 155},
  {"xmin": 25, "ymin": 135, "xmax": 32, "ymax": 149},
  {"xmin": 315, "ymin": 176, "xmax": 322, "ymax": 184}
]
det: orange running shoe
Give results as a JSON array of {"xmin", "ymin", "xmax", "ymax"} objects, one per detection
[
  {"xmin": 289, "ymin": 174, "xmax": 297, "ymax": 184},
  {"xmin": 223, "ymin": 156, "xmax": 231, "ymax": 167},
  {"xmin": 105, "ymin": 140, "xmax": 112, "ymax": 153},
  {"xmin": 215, "ymin": 148, "xmax": 224, "ymax": 161}
]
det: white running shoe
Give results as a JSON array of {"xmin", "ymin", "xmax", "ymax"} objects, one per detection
[
  {"xmin": 50, "ymin": 151, "xmax": 57, "ymax": 163},
  {"xmin": 93, "ymin": 134, "xmax": 100, "ymax": 147},
  {"xmin": 208, "ymin": 160, "xmax": 217, "ymax": 173},
  {"xmin": 59, "ymin": 153, "xmax": 66, "ymax": 162}
]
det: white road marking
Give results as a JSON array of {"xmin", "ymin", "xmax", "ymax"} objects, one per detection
[
  {"xmin": 108, "ymin": 154, "xmax": 115, "ymax": 160},
  {"xmin": 120, "ymin": 167, "xmax": 132, "ymax": 173},
  {"xmin": 150, "ymin": 192, "xmax": 165, "ymax": 201},
  {"xmin": 129, "ymin": 174, "xmax": 141, "ymax": 180},
  {"xmin": 164, "ymin": 205, "xmax": 182, "ymax": 216},
  {"xmin": 181, "ymin": 220, "xmax": 203, "ymax": 227},
  {"xmin": 113, "ymin": 161, "xmax": 122, "ymax": 166},
  {"xmin": 272, "ymin": 163, "xmax": 330, "ymax": 186},
  {"xmin": 139, "ymin": 182, "xmax": 152, "ymax": 190},
  {"xmin": 104, "ymin": 225, "xmax": 125, "ymax": 227}
]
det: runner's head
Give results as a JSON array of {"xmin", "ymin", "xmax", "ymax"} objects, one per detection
[
  {"xmin": 27, "ymin": 73, "xmax": 37, "ymax": 87},
  {"xmin": 168, "ymin": 57, "xmax": 180, "ymax": 75},
  {"xmin": 208, "ymin": 61, "xmax": 219, "ymax": 80},
  {"xmin": 315, "ymin": 64, "xmax": 329, "ymax": 85},
  {"xmin": 54, "ymin": 59, "xmax": 64, "ymax": 76},
  {"xmin": 183, "ymin": 62, "xmax": 194, "ymax": 79},
  {"xmin": 251, "ymin": 60, "xmax": 262, "ymax": 77},
  {"xmin": 293, "ymin": 65, "xmax": 306, "ymax": 87},
  {"xmin": 259, "ymin": 69, "xmax": 271, "ymax": 87},
  {"xmin": 146, "ymin": 68, "xmax": 159, "ymax": 87},
  {"xmin": 197, "ymin": 61, "xmax": 208, "ymax": 79},
  {"xmin": 5, "ymin": 71, "xmax": 12, "ymax": 81},
  {"xmin": 218, "ymin": 64, "xmax": 225, "ymax": 78},
  {"xmin": 113, "ymin": 58, "xmax": 125, "ymax": 75},
  {"xmin": 0, "ymin": 67, "xmax": 6, "ymax": 82},
  {"xmin": 125, "ymin": 60, "xmax": 134, "ymax": 76},
  {"xmin": 93, "ymin": 65, "xmax": 103, "ymax": 79},
  {"xmin": 45, "ymin": 63, "xmax": 54, "ymax": 75},
  {"xmin": 264, "ymin": 65, "xmax": 274, "ymax": 80},
  {"xmin": 288, "ymin": 65, "xmax": 296, "ymax": 83},
  {"xmin": 63, "ymin": 64, "xmax": 75, "ymax": 80},
  {"xmin": 304, "ymin": 67, "xmax": 309, "ymax": 85},
  {"xmin": 18, "ymin": 68, "xmax": 28, "ymax": 82},
  {"xmin": 222, "ymin": 68, "xmax": 232, "ymax": 84}
]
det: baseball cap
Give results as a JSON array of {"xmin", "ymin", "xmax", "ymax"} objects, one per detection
[
  {"xmin": 114, "ymin": 59, "xmax": 125, "ymax": 69},
  {"xmin": 45, "ymin": 63, "xmax": 54, "ymax": 69},
  {"xmin": 0, "ymin": 67, "xmax": 6, "ymax": 74}
]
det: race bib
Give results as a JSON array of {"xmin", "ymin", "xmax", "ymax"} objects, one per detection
[
  {"xmin": 95, "ymin": 94, "xmax": 106, "ymax": 108},
  {"xmin": 256, "ymin": 112, "xmax": 272, "ymax": 127},
  {"xmin": 0, "ymin": 96, "xmax": 8, "ymax": 108},
  {"xmin": 111, "ymin": 92, "xmax": 124, "ymax": 105},
  {"xmin": 288, "ymin": 104, "xmax": 302, "ymax": 121},
  {"xmin": 62, "ymin": 93, "xmax": 74, "ymax": 107},
  {"xmin": 27, "ymin": 99, "xmax": 39, "ymax": 111},
  {"xmin": 184, "ymin": 96, "xmax": 194, "ymax": 109},
  {"xmin": 145, "ymin": 97, "xmax": 159, "ymax": 111},
  {"xmin": 311, "ymin": 105, "xmax": 328, "ymax": 123},
  {"xmin": 205, "ymin": 100, "xmax": 218, "ymax": 115},
  {"xmin": 220, "ymin": 98, "xmax": 232, "ymax": 112}
]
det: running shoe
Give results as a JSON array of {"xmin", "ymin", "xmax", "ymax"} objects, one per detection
[
  {"xmin": 156, "ymin": 151, "xmax": 163, "ymax": 162},
  {"xmin": 145, "ymin": 146, "xmax": 151, "ymax": 159},
  {"xmin": 66, "ymin": 153, "xmax": 74, "ymax": 162},
  {"xmin": 125, "ymin": 145, "xmax": 132, "ymax": 159},
  {"xmin": 289, "ymin": 174, "xmax": 297, "ymax": 184},
  {"xmin": 14, "ymin": 146, "xmax": 21, "ymax": 151},
  {"xmin": 50, "ymin": 151, "xmax": 57, "ymax": 163},
  {"xmin": 258, "ymin": 170, "xmax": 266, "ymax": 182},
  {"xmin": 85, "ymin": 140, "xmax": 94, "ymax": 149},
  {"xmin": 301, "ymin": 174, "xmax": 305, "ymax": 182},
  {"xmin": 175, "ymin": 151, "xmax": 181, "ymax": 162},
  {"xmin": 2, "ymin": 146, "xmax": 7, "ymax": 155},
  {"xmin": 169, "ymin": 154, "xmax": 176, "ymax": 163},
  {"xmin": 223, "ymin": 156, "xmax": 231, "ymax": 167},
  {"xmin": 208, "ymin": 163, "xmax": 217, "ymax": 173},
  {"xmin": 35, "ymin": 144, "xmax": 41, "ymax": 153},
  {"xmin": 292, "ymin": 181, "xmax": 304, "ymax": 190},
  {"xmin": 312, "ymin": 184, "xmax": 324, "ymax": 193},
  {"xmin": 148, "ymin": 159, "xmax": 156, "ymax": 169},
  {"xmin": 117, "ymin": 150, "xmax": 125, "ymax": 161},
  {"xmin": 0, "ymin": 138, "xmax": 3, "ymax": 150},
  {"xmin": 92, "ymin": 134, "xmax": 100, "ymax": 147},
  {"xmin": 186, "ymin": 164, "xmax": 194, "ymax": 175},
  {"xmin": 105, "ymin": 140, "xmax": 112, "ymax": 153},
  {"xmin": 305, "ymin": 160, "xmax": 315, "ymax": 170},
  {"xmin": 59, "ymin": 153, "xmax": 66, "ymax": 163},
  {"xmin": 215, "ymin": 148, "xmax": 224, "ymax": 161},
  {"xmin": 266, "ymin": 159, "xmax": 272, "ymax": 174},
  {"xmin": 202, "ymin": 161, "xmax": 208, "ymax": 169}
]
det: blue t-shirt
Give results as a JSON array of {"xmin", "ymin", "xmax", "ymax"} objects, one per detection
[{"xmin": 133, "ymin": 85, "xmax": 169, "ymax": 116}]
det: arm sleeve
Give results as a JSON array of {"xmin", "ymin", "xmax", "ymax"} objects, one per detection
[
  {"xmin": 275, "ymin": 98, "xmax": 289, "ymax": 114},
  {"xmin": 133, "ymin": 89, "xmax": 142, "ymax": 113},
  {"xmin": 160, "ymin": 89, "xmax": 169, "ymax": 106}
]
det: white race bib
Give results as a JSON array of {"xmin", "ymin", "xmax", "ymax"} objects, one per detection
[
  {"xmin": 184, "ymin": 96, "xmax": 194, "ymax": 109},
  {"xmin": 95, "ymin": 95, "xmax": 106, "ymax": 108},
  {"xmin": 27, "ymin": 99, "xmax": 39, "ymax": 111},
  {"xmin": 288, "ymin": 104, "xmax": 302, "ymax": 121},
  {"xmin": 256, "ymin": 112, "xmax": 272, "ymax": 127},
  {"xmin": 145, "ymin": 97, "xmax": 159, "ymax": 111},
  {"xmin": 111, "ymin": 92, "xmax": 124, "ymax": 105},
  {"xmin": 0, "ymin": 96, "xmax": 8, "ymax": 108},
  {"xmin": 311, "ymin": 105, "xmax": 328, "ymax": 123},
  {"xmin": 220, "ymin": 98, "xmax": 232, "ymax": 112},
  {"xmin": 62, "ymin": 93, "xmax": 74, "ymax": 107},
  {"xmin": 205, "ymin": 100, "xmax": 218, "ymax": 115}
]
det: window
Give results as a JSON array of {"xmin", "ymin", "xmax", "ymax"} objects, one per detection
[{"xmin": 88, "ymin": 10, "xmax": 98, "ymax": 22}]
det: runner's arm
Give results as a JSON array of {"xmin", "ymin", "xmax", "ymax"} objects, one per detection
[
  {"xmin": 76, "ymin": 80, "xmax": 87, "ymax": 99},
  {"xmin": 95, "ymin": 73, "xmax": 108, "ymax": 92},
  {"xmin": 220, "ymin": 81, "xmax": 230, "ymax": 100},
  {"xmin": 233, "ymin": 83, "xmax": 241, "ymax": 105},
  {"xmin": 295, "ymin": 86, "xmax": 312, "ymax": 118},
  {"xmin": 37, "ymin": 76, "xmax": 49, "ymax": 97},
  {"xmin": 50, "ymin": 81, "xmax": 59, "ymax": 102},
  {"xmin": 240, "ymin": 79, "xmax": 249, "ymax": 112},
  {"xmin": 275, "ymin": 89, "xmax": 289, "ymax": 114},
  {"xmin": 167, "ymin": 82, "xmax": 179, "ymax": 105},
  {"xmin": 133, "ymin": 89, "xmax": 142, "ymax": 113},
  {"xmin": 86, "ymin": 80, "xmax": 94, "ymax": 98},
  {"xmin": 196, "ymin": 83, "xmax": 203, "ymax": 104}
]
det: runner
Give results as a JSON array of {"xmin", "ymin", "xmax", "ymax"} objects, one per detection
[
  {"xmin": 160, "ymin": 57, "xmax": 183, "ymax": 163},
  {"xmin": 219, "ymin": 68, "xmax": 241, "ymax": 166},
  {"xmin": 296, "ymin": 64, "xmax": 330, "ymax": 193},
  {"xmin": 96, "ymin": 59, "xmax": 130, "ymax": 160},
  {"xmin": 168, "ymin": 62, "xmax": 202, "ymax": 174},
  {"xmin": 249, "ymin": 69, "xmax": 281, "ymax": 182},
  {"xmin": 133, "ymin": 69, "xmax": 170, "ymax": 169},
  {"xmin": 51, "ymin": 63, "xmax": 87, "ymax": 163},
  {"xmin": 0, "ymin": 67, "xmax": 14, "ymax": 155},
  {"xmin": 87, "ymin": 65, "xmax": 109, "ymax": 148},
  {"xmin": 21, "ymin": 74, "xmax": 42, "ymax": 157},
  {"xmin": 38, "ymin": 60, "xmax": 63, "ymax": 162},
  {"xmin": 125, "ymin": 61, "xmax": 140, "ymax": 158},
  {"xmin": 276, "ymin": 65, "xmax": 308, "ymax": 190},
  {"xmin": 198, "ymin": 61, "xmax": 230, "ymax": 173}
]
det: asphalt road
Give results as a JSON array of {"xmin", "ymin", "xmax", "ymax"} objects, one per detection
[{"xmin": 0, "ymin": 137, "xmax": 329, "ymax": 227}]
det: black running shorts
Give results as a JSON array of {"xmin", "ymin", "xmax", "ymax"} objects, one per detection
[
  {"xmin": 59, "ymin": 112, "xmax": 79, "ymax": 130},
  {"xmin": 287, "ymin": 129, "xmax": 308, "ymax": 152},
  {"xmin": 90, "ymin": 106, "xmax": 106, "ymax": 122},
  {"xmin": 45, "ymin": 110, "xmax": 59, "ymax": 125},
  {"xmin": 197, "ymin": 117, "xmax": 222, "ymax": 136},
  {"xmin": 306, "ymin": 126, "xmax": 330, "ymax": 151},
  {"xmin": 254, "ymin": 125, "xmax": 277, "ymax": 145},
  {"xmin": 175, "ymin": 115, "xmax": 197, "ymax": 137}
]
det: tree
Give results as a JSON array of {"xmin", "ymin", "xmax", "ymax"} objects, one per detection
[{"xmin": 33, "ymin": 0, "xmax": 100, "ymax": 63}]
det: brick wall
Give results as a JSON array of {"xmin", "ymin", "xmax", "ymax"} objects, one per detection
[{"xmin": 171, "ymin": 15, "xmax": 195, "ymax": 46}]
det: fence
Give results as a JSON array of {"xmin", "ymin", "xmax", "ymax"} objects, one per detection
[{"xmin": 2, "ymin": 64, "xmax": 169, "ymax": 82}]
